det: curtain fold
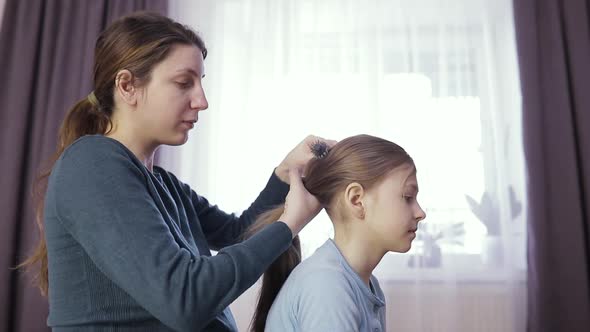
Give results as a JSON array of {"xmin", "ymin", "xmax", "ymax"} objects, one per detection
[{"xmin": 513, "ymin": 0, "xmax": 590, "ymax": 331}]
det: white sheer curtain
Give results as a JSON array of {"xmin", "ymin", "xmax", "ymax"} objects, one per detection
[{"xmin": 168, "ymin": 0, "xmax": 526, "ymax": 331}]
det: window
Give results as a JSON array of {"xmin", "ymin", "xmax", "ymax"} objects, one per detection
[{"xmin": 172, "ymin": 0, "xmax": 526, "ymax": 279}]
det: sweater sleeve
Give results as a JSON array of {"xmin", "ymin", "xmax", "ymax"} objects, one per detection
[
  {"xmin": 187, "ymin": 171, "xmax": 290, "ymax": 250},
  {"xmin": 51, "ymin": 138, "xmax": 293, "ymax": 331}
]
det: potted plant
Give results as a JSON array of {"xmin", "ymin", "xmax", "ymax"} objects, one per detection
[
  {"xmin": 407, "ymin": 222, "xmax": 464, "ymax": 268},
  {"xmin": 465, "ymin": 191, "xmax": 502, "ymax": 267}
]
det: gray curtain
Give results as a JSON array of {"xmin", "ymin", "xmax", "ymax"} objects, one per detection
[
  {"xmin": 0, "ymin": 1, "xmax": 167, "ymax": 331},
  {"xmin": 513, "ymin": 0, "xmax": 590, "ymax": 331}
]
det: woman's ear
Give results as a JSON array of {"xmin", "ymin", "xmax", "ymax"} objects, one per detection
[
  {"xmin": 344, "ymin": 182, "xmax": 366, "ymax": 220},
  {"xmin": 114, "ymin": 69, "xmax": 138, "ymax": 106}
]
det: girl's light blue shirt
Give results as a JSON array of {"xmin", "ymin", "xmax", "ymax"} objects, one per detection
[{"xmin": 265, "ymin": 239, "xmax": 386, "ymax": 332}]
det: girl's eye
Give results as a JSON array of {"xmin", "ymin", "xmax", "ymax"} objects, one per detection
[{"xmin": 403, "ymin": 195, "xmax": 414, "ymax": 202}]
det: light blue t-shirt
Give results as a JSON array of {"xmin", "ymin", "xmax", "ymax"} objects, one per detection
[{"xmin": 265, "ymin": 239, "xmax": 386, "ymax": 332}]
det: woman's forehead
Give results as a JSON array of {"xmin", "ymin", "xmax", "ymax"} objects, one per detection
[{"xmin": 157, "ymin": 44, "xmax": 204, "ymax": 75}]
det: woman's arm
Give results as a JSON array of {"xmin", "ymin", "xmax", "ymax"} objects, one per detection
[
  {"xmin": 51, "ymin": 138, "xmax": 293, "ymax": 331},
  {"xmin": 192, "ymin": 135, "xmax": 336, "ymax": 249},
  {"xmin": 187, "ymin": 171, "xmax": 289, "ymax": 249}
]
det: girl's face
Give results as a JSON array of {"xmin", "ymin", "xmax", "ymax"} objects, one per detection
[
  {"xmin": 136, "ymin": 44, "xmax": 208, "ymax": 146},
  {"xmin": 364, "ymin": 165, "xmax": 426, "ymax": 253}
]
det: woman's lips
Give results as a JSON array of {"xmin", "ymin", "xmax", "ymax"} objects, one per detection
[{"xmin": 181, "ymin": 121, "xmax": 195, "ymax": 129}]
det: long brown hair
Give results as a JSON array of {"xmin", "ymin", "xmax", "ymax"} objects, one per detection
[
  {"xmin": 245, "ymin": 134, "xmax": 414, "ymax": 331},
  {"xmin": 19, "ymin": 12, "xmax": 207, "ymax": 296}
]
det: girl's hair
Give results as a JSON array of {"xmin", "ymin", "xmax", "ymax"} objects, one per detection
[
  {"xmin": 245, "ymin": 134, "xmax": 414, "ymax": 332},
  {"xmin": 19, "ymin": 12, "xmax": 207, "ymax": 296}
]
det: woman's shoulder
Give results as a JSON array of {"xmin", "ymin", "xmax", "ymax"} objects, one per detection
[
  {"xmin": 53, "ymin": 135, "xmax": 145, "ymax": 181},
  {"xmin": 62, "ymin": 135, "xmax": 132, "ymax": 159}
]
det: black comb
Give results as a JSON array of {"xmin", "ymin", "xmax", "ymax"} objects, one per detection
[{"xmin": 310, "ymin": 140, "xmax": 329, "ymax": 159}]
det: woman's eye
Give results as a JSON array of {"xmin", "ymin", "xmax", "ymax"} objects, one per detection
[
  {"xmin": 403, "ymin": 195, "xmax": 414, "ymax": 202},
  {"xmin": 177, "ymin": 81, "xmax": 192, "ymax": 89}
]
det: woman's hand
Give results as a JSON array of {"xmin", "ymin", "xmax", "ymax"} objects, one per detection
[
  {"xmin": 275, "ymin": 135, "xmax": 337, "ymax": 184},
  {"xmin": 279, "ymin": 168, "xmax": 322, "ymax": 237}
]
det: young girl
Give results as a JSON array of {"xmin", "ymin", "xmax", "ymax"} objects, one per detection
[
  {"xmin": 247, "ymin": 134, "xmax": 426, "ymax": 332},
  {"xmin": 20, "ymin": 12, "xmax": 334, "ymax": 331}
]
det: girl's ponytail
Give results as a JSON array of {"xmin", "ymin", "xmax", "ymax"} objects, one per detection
[{"xmin": 245, "ymin": 206, "xmax": 302, "ymax": 332}]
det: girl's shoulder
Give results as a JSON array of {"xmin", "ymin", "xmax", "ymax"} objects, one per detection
[{"xmin": 285, "ymin": 242, "xmax": 350, "ymax": 290}]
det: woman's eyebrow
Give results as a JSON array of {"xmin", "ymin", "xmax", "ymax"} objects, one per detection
[{"xmin": 174, "ymin": 68, "xmax": 204, "ymax": 77}]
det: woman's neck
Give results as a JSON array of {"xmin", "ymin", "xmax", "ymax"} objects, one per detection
[{"xmin": 105, "ymin": 131, "xmax": 156, "ymax": 171}]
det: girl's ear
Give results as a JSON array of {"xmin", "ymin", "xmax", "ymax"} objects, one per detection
[{"xmin": 344, "ymin": 182, "xmax": 366, "ymax": 220}]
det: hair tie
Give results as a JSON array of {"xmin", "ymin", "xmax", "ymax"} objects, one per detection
[{"xmin": 87, "ymin": 91, "xmax": 99, "ymax": 107}]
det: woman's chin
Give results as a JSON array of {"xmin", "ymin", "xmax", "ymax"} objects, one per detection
[{"xmin": 164, "ymin": 133, "xmax": 189, "ymax": 146}]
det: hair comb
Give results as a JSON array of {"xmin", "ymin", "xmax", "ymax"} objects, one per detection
[{"xmin": 310, "ymin": 140, "xmax": 329, "ymax": 159}]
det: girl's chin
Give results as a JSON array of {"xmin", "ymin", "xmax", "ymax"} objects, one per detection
[{"xmin": 389, "ymin": 240, "xmax": 413, "ymax": 253}]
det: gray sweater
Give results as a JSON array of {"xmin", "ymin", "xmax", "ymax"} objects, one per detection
[{"xmin": 44, "ymin": 135, "xmax": 292, "ymax": 331}]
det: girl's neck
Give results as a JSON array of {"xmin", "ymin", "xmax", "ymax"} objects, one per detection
[{"xmin": 333, "ymin": 227, "xmax": 385, "ymax": 286}]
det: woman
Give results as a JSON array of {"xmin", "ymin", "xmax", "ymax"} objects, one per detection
[
  {"xmin": 20, "ymin": 12, "xmax": 332, "ymax": 331},
  {"xmin": 247, "ymin": 134, "xmax": 426, "ymax": 332}
]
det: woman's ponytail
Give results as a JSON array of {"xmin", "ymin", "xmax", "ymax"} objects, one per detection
[
  {"xmin": 57, "ymin": 93, "xmax": 111, "ymax": 151},
  {"xmin": 18, "ymin": 94, "xmax": 111, "ymax": 295}
]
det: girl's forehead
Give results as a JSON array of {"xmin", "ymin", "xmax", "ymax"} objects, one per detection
[
  {"xmin": 389, "ymin": 163, "xmax": 417, "ymax": 180},
  {"xmin": 380, "ymin": 165, "xmax": 418, "ymax": 189}
]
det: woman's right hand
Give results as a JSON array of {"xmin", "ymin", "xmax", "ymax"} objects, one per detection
[{"xmin": 279, "ymin": 168, "xmax": 322, "ymax": 237}]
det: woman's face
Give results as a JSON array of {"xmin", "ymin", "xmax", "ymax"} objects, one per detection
[
  {"xmin": 136, "ymin": 44, "xmax": 208, "ymax": 146},
  {"xmin": 364, "ymin": 165, "xmax": 426, "ymax": 253}
]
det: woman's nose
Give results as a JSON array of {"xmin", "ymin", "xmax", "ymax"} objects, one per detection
[{"xmin": 191, "ymin": 86, "xmax": 208, "ymax": 110}]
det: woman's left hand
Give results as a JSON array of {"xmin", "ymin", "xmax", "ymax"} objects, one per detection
[{"xmin": 275, "ymin": 135, "xmax": 337, "ymax": 184}]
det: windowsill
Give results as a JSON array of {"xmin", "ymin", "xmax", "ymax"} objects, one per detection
[{"xmin": 373, "ymin": 253, "xmax": 527, "ymax": 283}]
